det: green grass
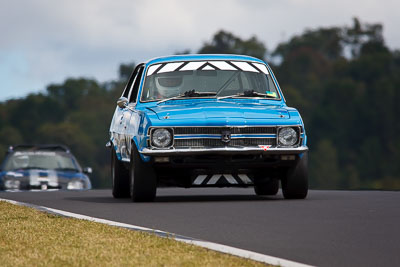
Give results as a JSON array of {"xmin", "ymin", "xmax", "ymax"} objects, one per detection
[{"xmin": 0, "ymin": 201, "xmax": 270, "ymax": 266}]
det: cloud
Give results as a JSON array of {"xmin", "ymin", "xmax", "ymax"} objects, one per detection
[{"xmin": 0, "ymin": 0, "xmax": 399, "ymax": 100}]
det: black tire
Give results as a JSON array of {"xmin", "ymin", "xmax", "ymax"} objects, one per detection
[
  {"xmin": 254, "ymin": 178, "xmax": 279, "ymax": 196},
  {"xmin": 129, "ymin": 145, "xmax": 157, "ymax": 202},
  {"xmin": 111, "ymin": 149, "xmax": 130, "ymax": 198},
  {"xmin": 282, "ymin": 152, "xmax": 308, "ymax": 199}
]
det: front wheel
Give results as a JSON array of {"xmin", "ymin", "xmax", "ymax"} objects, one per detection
[
  {"xmin": 282, "ymin": 152, "xmax": 308, "ymax": 199},
  {"xmin": 129, "ymin": 145, "xmax": 157, "ymax": 202},
  {"xmin": 111, "ymin": 149, "xmax": 130, "ymax": 198}
]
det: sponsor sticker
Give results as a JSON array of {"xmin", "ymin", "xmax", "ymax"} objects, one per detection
[
  {"xmin": 258, "ymin": 145, "xmax": 271, "ymax": 151},
  {"xmin": 265, "ymin": 91, "xmax": 277, "ymax": 97}
]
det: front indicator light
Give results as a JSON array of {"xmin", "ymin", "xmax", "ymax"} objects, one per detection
[
  {"xmin": 154, "ymin": 157, "xmax": 170, "ymax": 163},
  {"xmin": 281, "ymin": 155, "xmax": 296, "ymax": 161}
]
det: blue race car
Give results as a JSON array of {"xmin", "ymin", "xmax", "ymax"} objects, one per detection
[
  {"xmin": 108, "ymin": 54, "xmax": 308, "ymax": 202},
  {"xmin": 0, "ymin": 145, "xmax": 92, "ymax": 191}
]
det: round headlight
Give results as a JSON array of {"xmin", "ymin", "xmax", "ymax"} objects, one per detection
[
  {"xmin": 152, "ymin": 128, "xmax": 172, "ymax": 148},
  {"xmin": 278, "ymin": 127, "xmax": 298, "ymax": 146}
]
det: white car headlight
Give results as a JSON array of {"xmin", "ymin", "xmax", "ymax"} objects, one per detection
[
  {"xmin": 67, "ymin": 180, "xmax": 84, "ymax": 190},
  {"xmin": 4, "ymin": 179, "xmax": 20, "ymax": 189},
  {"xmin": 278, "ymin": 127, "xmax": 298, "ymax": 146},
  {"xmin": 151, "ymin": 128, "xmax": 173, "ymax": 148}
]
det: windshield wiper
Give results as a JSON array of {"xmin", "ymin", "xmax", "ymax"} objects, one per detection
[
  {"xmin": 217, "ymin": 90, "xmax": 277, "ymax": 100},
  {"xmin": 55, "ymin": 167, "xmax": 79, "ymax": 172},
  {"xmin": 157, "ymin": 94, "xmax": 186, "ymax": 105},
  {"xmin": 157, "ymin": 90, "xmax": 216, "ymax": 104},
  {"xmin": 182, "ymin": 90, "xmax": 216, "ymax": 97},
  {"xmin": 19, "ymin": 167, "xmax": 47, "ymax": 170}
]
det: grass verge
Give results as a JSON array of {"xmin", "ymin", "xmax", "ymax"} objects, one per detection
[{"xmin": 0, "ymin": 201, "xmax": 270, "ymax": 266}]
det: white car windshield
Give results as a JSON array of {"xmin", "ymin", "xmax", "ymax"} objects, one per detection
[
  {"xmin": 140, "ymin": 60, "xmax": 280, "ymax": 102},
  {"xmin": 3, "ymin": 151, "xmax": 80, "ymax": 172}
]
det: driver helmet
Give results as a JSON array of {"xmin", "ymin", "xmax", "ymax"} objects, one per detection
[{"xmin": 155, "ymin": 75, "xmax": 183, "ymax": 98}]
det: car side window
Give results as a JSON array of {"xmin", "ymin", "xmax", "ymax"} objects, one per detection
[
  {"xmin": 128, "ymin": 66, "xmax": 144, "ymax": 103},
  {"xmin": 121, "ymin": 65, "xmax": 140, "ymax": 98}
]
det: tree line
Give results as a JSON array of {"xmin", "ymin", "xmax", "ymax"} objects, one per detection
[{"xmin": 1, "ymin": 18, "xmax": 399, "ymax": 189}]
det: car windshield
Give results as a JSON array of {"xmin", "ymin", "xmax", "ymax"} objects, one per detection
[
  {"xmin": 2, "ymin": 151, "xmax": 80, "ymax": 172},
  {"xmin": 140, "ymin": 60, "xmax": 280, "ymax": 102}
]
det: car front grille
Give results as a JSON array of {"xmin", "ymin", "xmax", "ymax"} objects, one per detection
[
  {"xmin": 147, "ymin": 126, "xmax": 303, "ymax": 149},
  {"xmin": 171, "ymin": 126, "xmax": 277, "ymax": 148},
  {"xmin": 174, "ymin": 138, "xmax": 276, "ymax": 148},
  {"xmin": 173, "ymin": 126, "xmax": 276, "ymax": 135}
]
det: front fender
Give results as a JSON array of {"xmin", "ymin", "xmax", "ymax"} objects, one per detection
[
  {"xmin": 132, "ymin": 136, "xmax": 151, "ymax": 163},
  {"xmin": 108, "ymin": 137, "xmax": 123, "ymax": 161},
  {"xmin": 128, "ymin": 110, "xmax": 155, "ymax": 163}
]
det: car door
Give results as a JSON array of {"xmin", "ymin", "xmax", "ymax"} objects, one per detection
[
  {"xmin": 121, "ymin": 64, "xmax": 145, "ymax": 160},
  {"xmin": 111, "ymin": 65, "xmax": 141, "ymax": 160}
]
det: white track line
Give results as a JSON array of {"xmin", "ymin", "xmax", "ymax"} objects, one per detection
[{"xmin": 1, "ymin": 198, "xmax": 313, "ymax": 267}]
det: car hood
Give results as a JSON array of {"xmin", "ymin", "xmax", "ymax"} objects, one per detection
[{"xmin": 147, "ymin": 100, "xmax": 290, "ymax": 121}]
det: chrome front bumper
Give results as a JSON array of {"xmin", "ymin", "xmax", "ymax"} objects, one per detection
[{"xmin": 140, "ymin": 146, "xmax": 308, "ymax": 156}]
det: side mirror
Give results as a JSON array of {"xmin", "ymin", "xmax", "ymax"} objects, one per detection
[
  {"xmin": 117, "ymin": 97, "xmax": 128, "ymax": 108},
  {"xmin": 83, "ymin": 167, "xmax": 93, "ymax": 175}
]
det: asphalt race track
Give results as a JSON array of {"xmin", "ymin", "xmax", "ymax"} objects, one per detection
[{"xmin": 2, "ymin": 188, "xmax": 399, "ymax": 267}]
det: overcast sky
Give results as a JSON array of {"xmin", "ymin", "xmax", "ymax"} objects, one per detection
[{"xmin": 1, "ymin": 0, "xmax": 399, "ymax": 101}]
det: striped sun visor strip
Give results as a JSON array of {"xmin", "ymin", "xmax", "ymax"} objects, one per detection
[{"xmin": 146, "ymin": 61, "xmax": 269, "ymax": 76}]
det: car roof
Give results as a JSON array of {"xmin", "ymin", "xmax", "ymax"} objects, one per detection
[{"xmin": 145, "ymin": 54, "xmax": 267, "ymax": 66}]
